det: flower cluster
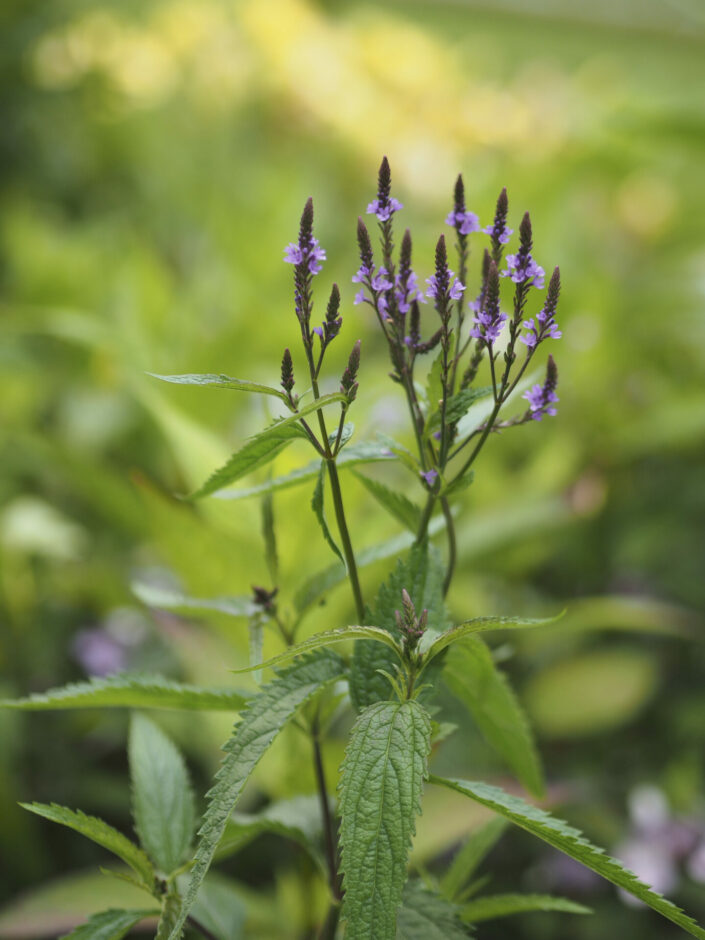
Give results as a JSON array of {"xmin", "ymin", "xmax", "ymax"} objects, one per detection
[
  {"xmin": 367, "ymin": 155, "xmax": 403, "ymax": 222},
  {"xmin": 501, "ymin": 212, "xmax": 544, "ymax": 288},
  {"xmin": 469, "ymin": 258, "xmax": 506, "ymax": 345},
  {"xmin": 521, "ymin": 267, "xmax": 562, "ymax": 348},
  {"xmin": 394, "ymin": 588, "xmax": 428, "ymax": 655},
  {"xmin": 283, "ymin": 198, "xmax": 327, "ymax": 276},
  {"xmin": 426, "ymin": 235, "xmax": 465, "ymax": 308},
  {"xmin": 523, "ymin": 354, "xmax": 559, "ymax": 421},
  {"xmin": 482, "ymin": 187, "xmax": 513, "ymax": 247}
]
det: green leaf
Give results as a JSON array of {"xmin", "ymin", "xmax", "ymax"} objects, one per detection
[
  {"xmin": 421, "ymin": 611, "xmax": 565, "ymax": 668},
  {"xmin": 430, "ymin": 776, "xmax": 705, "ymax": 939},
  {"xmin": 426, "ymin": 388, "xmax": 493, "ymax": 436},
  {"xmin": 20, "ymin": 804, "xmax": 155, "ymax": 894},
  {"xmin": 396, "ymin": 881, "xmax": 469, "ymax": 939},
  {"xmin": 132, "ymin": 580, "xmax": 256, "ymax": 618},
  {"xmin": 461, "ymin": 893, "xmax": 590, "ymax": 923},
  {"xmin": 59, "ymin": 908, "xmax": 157, "ymax": 940},
  {"xmin": 128, "ymin": 714, "xmax": 196, "ymax": 874},
  {"xmin": 441, "ymin": 470, "xmax": 474, "ymax": 499},
  {"xmin": 293, "ymin": 515, "xmax": 447, "ymax": 617},
  {"xmin": 147, "ymin": 373, "xmax": 289, "ymax": 403},
  {"xmin": 440, "ymin": 817, "xmax": 508, "ymax": 902},
  {"xmin": 188, "ymin": 876, "xmax": 246, "ymax": 940},
  {"xmin": 349, "ymin": 541, "xmax": 446, "ymax": 711},
  {"xmin": 0, "ymin": 674, "xmax": 250, "ymax": 712},
  {"xmin": 191, "ymin": 394, "xmax": 347, "ymax": 498},
  {"xmin": 312, "ymin": 463, "xmax": 345, "ymax": 564},
  {"xmin": 261, "ymin": 482, "xmax": 278, "ymax": 583},
  {"xmin": 425, "ymin": 350, "xmax": 444, "ymax": 420},
  {"xmin": 216, "ymin": 795, "xmax": 325, "ymax": 873},
  {"xmin": 230, "ymin": 626, "xmax": 402, "ymax": 674},
  {"xmin": 374, "ymin": 434, "xmax": 421, "ymax": 476},
  {"xmin": 213, "ymin": 440, "xmax": 395, "ymax": 500},
  {"xmin": 443, "ymin": 637, "xmax": 544, "ymax": 797},
  {"xmin": 248, "ymin": 613, "xmax": 265, "ymax": 682},
  {"xmin": 354, "ymin": 471, "xmax": 422, "ymax": 533},
  {"xmin": 167, "ymin": 649, "xmax": 346, "ymax": 939},
  {"xmin": 339, "ymin": 700, "xmax": 432, "ymax": 940}
]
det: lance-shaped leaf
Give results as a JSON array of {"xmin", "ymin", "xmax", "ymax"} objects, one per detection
[
  {"xmin": 133, "ymin": 580, "xmax": 256, "ymax": 618},
  {"xmin": 214, "ymin": 440, "xmax": 395, "ymax": 500},
  {"xmin": 440, "ymin": 817, "xmax": 508, "ymax": 902},
  {"xmin": 461, "ymin": 893, "xmax": 590, "ymax": 923},
  {"xmin": 20, "ymin": 804, "xmax": 155, "ymax": 894},
  {"xmin": 430, "ymin": 776, "xmax": 705, "ymax": 940},
  {"xmin": 148, "ymin": 373, "xmax": 290, "ymax": 403},
  {"xmin": 354, "ymin": 472, "xmax": 422, "ymax": 533},
  {"xmin": 349, "ymin": 541, "xmax": 446, "ymax": 711},
  {"xmin": 339, "ymin": 700, "xmax": 432, "ymax": 940},
  {"xmin": 129, "ymin": 715, "xmax": 196, "ymax": 874},
  {"xmin": 192, "ymin": 393, "xmax": 347, "ymax": 499},
  {"xmin": 426, "ymin": 387, "xmax": 493, "ymax": 437},
  {"xmin": 230, "ymin": 626, "xmax": 402, "ymax": 674},
  {"xmin": 420, "ymin": 610, "xmax": 565, "ymax": 670},
  {"xmin": 312, "ymin": 463, "xmax": 345, "ymax": 564},
  {"xmin": 443, "ymin": 637, "xmax": 544, "ymax": 797},
  {"xmin": 167, "ymin": 649, "xmax": 345, "ymax": 939},
  {"xmin": 59, "ymin": 908, "xmax": 158, "ymax": 940},
  {"xmin": 396, "ymin": 881, "xmax": 469, "ymax": 939},
  {"xmin": 0, "ymin": 675, "xmax": 250, "ymax": 712}
]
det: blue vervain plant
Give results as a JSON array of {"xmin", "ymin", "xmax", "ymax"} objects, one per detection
[{"xmin": 4, "ymin": 159, "xmax": 704, "ymax": 940}]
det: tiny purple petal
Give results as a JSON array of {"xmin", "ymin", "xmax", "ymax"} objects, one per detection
[{"xmin": 420, "ymin": 469, "xmax": 438, "ymax": 485}]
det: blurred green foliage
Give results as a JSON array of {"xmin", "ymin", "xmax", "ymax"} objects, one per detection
[{"xmin": 1, "ymin": 0, "xmax": 704, "ymax": 937}]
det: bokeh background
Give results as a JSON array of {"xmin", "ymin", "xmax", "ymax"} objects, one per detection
[{"xmin": 1, "ymin": 0, "xmax": 705, "ymax": 936}]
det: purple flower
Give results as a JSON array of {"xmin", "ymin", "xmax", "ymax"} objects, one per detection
[
  {"xmin": 482, "ymin": 222, "xmax": 513, "ymax": 244},
  {"xmin": 425, "ymin": 272, "xmax": 465, "ymax": 301},
  {"xmin": 469, "ymin": 259, "xmax": 506, "ymax": 344},
  {"xmin": 283, "ymin": 198, "xmax": 326, "ymax": 277},
  {"xmin": 420, "ymin": 469, "xmax": 438, "ymax": 486},
  {"xmin": 502, "ymin": 252, "xmax": 545, "ymax": 288},
  {"xmin": 367, "ymin": 196, "xmax": 403, "ymax": 222},
  {"xmin": 73, "ymin": 629, "xmax": 128, "ymax": 677},
  {"xmin": 353, "ymin": 288, "xmax": 366, "ymax": 305},
  {"xmin": 371, "ymin": 267, "xmax": 393, "ymax": 292},
  {"xmin": 483, "ymin": 187, "xmax": 513, "ymax": 245},
  {"xmin": 446, "ymin": 209, "xmax": 480, "ymax": 235},
  {"xmin": 520, "ymin": 267, "xmax": 561, "ymax": 347},
  {"xmin": 395, "ymin": 269, "xmax": 424, "ymax": 314},
  {"xmin": 523, "ymin": 355, "xmax": 559, "ymax": 421}
]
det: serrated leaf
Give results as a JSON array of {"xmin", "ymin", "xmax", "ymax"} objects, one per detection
[
  {"xmin": 421, "ymin": 611, "xmax": 565, "ymax": 667},
  {"xmin": 354, "ymin": 472, "xmax": 422, "ymax": 533},
  {"xmin": 216, "ymin": 795, "xmax": 325, "ymax": 873},
  {"xmin": 128, "ymin": 715, "xmax": 196, "ymax": 874},
  {"xmin": 147, "ymin": 373, "xmax": 289, "ymax": 403},
  {"xmin": 21, "ymin": 804, "xmax": 155, "ymax": 893},
  {"xmin": 430, "ymin": 776, "xmax": 705, "ymax": 939},
  {"xmin": 461, "ymin": 893, "xmax": 590, "ymax": 923},
  {"xmin": 293, "ymin": 515, "xmax": 447, "ymax": 616},
  {"xmin": 312, "ymin": 463, "xmax": 345, "ymax": 564},
  {"xmin": 0, "ymin": 674, "xmax": 250, "ymax": 712},
  {"xmin": 426, "ymin": 388, "xmax": 493, "ymax": 436},
  {"xmin": 192, "ymin": 393, "xmax": 347, "ymax": 499},
  {"xmin": 440, "ymin": 817, "xmax": 508, "ymax": 902},
  {"xmin": 213, "ymin": 440, "xmax": 396, "ymax": 500},
  {"xmin": 59, "ymin": 908, "xmax": 157, "ymax": 940},
  {"xmin": 339, "ymin": 700, "xmax": 432, "ymax": 940},
  {"xmin": 230, "ymin": 626, "xmax": 402, "ymax": 674},
  {"xmin": 349, "ymin": 541, "xmax": 446, "ymax": 711},
  {"xmin": 396, "ymin": 881, "xmax": 470, "ymax": 939},
  {"xmin": 167, "ymin": 649, "xmax": 346, "ymax": 939},
  {"xmin": 444, "ymin": 637, "xmax": 544, "ymax": 797}
]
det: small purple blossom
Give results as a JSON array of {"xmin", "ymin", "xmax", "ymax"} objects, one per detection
[
  {"xmin": 283, "ymin": 236, "xmax": 326, "ymax": 275},
  {"xmin": 446, "ymin": 209, "xmax": 480, "ymax": 235},
  {"xmin": 469, "ymin": 259, "xmax": 505, "ymax": 344},
  {"xmin": 520, "ymin": 267, "xmax": 561, "ymax": 347},
  {"xmin": 523, "ymin": 355, "xmax": 559, "ymax": 421},
  {"xmin": 502, "ymin": 252, "xmax": 545, "ymax": 288},
  {"xmin": 367, "ymin": 196, "xmax": 403, "ymax": 222},
  {"xmin": 483, "ymin": 188, "xmax": 513, "ymax": 246},
  {"xmin": 395, "ymin": 269, "xmax": 424, "ymax": 314},
  {"xmin": 482, "ymin": 222, "xmax": 513, "ymax": 244},
  {"xmin": 425, "ymin": 272, "xmax": 465, "ymax": 301},
  {"xmin": 420, "ymin": 469, "xmax": 438, "ymax": 486},
  {"xmin": 371, "ymin": 267, "xmax": 393, "ymax": 292}
]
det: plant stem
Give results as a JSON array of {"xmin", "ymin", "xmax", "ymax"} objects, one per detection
[
  {"xmin": 440, "ymin": 496, "xmax": 456, "ymax": 596},
  {"xmin": 326, "ymin": 458, "xmax": 365, "ymax": 621},
  {"xmin": 415, "ymin": 493, "xmax": 436, "ymax": 544},
  {"xmin": 312, "ymin": 713, "xmax": 342, "ymax": 903}
]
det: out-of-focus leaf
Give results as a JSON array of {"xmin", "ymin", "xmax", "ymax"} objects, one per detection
[
  {"xmin": 421, "ymin": 611, "xmax": 564, "ymax": 666},
  {"xmin": 396, "ymin": 881, "xmax": 469, "ymax": 939},
  {"xmin": 354, "ymin": 471, "xmax": 422, "ymax": 533},
  {"xmin": 312, "ymin": 463, "xmax": 345, "ymax": 564},
  {"xmin": 59, "ymin": 908, "xmax": 158, "ymax": 940},
  {"xmin": 128, "ymin": 715, "xmax": 196, "ymax": 874},
  {"xmin": 461, "ymin": 893, "xmax": 590, "ymax": 923},
  {"xmin": 132, "ymin": 580, "xmax": 256, "ymax": 618},
  {"xmin": 188, "ymin": 877, "xmax": 247, "ymax": 940},
  {"xmin": 524, "ymin": 648, "xmax": 659, "ymax": 738},
  {"xmin": 444, "ymin": 637, "xmax": 544, "ymax": 797},
  {"xmin": 440, "ymin": 818, "xmax": 508, "ymax": 902}
]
